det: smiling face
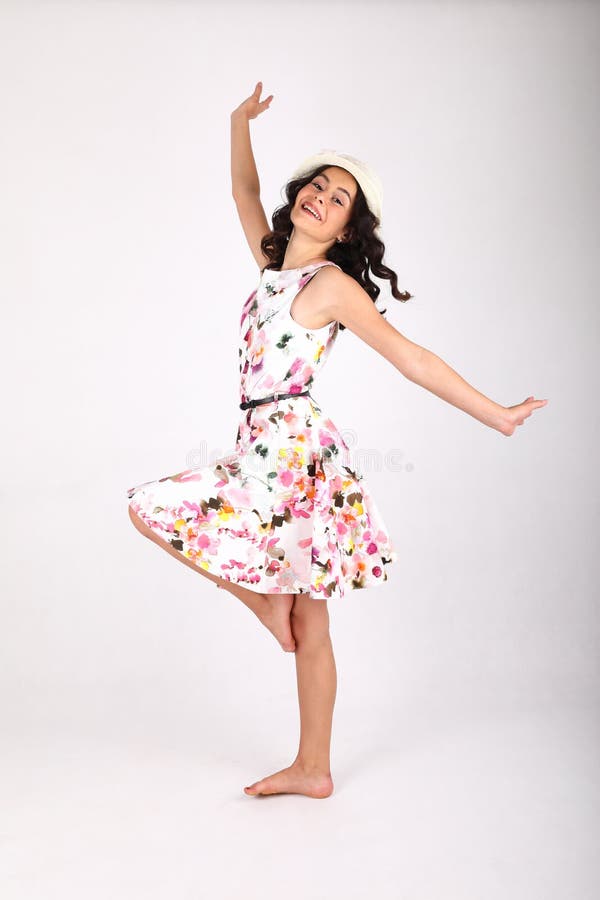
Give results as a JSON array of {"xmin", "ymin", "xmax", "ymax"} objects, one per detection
[{"xmin": 292, "ymin": 166, "xmax": 358, "ymax": 244}]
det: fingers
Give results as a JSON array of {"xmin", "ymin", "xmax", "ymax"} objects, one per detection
[
  {"xmin": 520, "ymin": 397, "xmax": 549, "ymax": 425},
  {"xmin": 522, "ymin": 397, "xmax": 549, "ymax": 410},
  {"xmin": 251, "ymin": 81, "xmax": 274, "ymax": 112},
  {"xmin": 503, "ymin": 396, "xmax": 548, "ymax": 436}
]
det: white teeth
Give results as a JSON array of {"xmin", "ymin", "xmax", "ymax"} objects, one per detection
[{"xmin": 302, "ymin": 203, "xmax": 320, "ymax": 220}]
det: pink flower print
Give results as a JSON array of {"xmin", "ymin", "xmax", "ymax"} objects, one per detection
[
  {"xmin": 282, "ymin": 412, "xmax": 299, "ymax": 431},
  {"xmin": 297, "ymin": 363, "xmax": 315, "ymax": 383},
  {"xmin": 182, "ymin": 500, "xmax": 209, "ymax": 518},
  {"xmin": 227, "ymin": 486, "xmax": 254, "ymax": 508},
  {"xmin": 287, "ymin": 497, "xmax": 311, "ymax": 520},
  {"xmin": 278, "ymin": 469, "xmax": 294, "ymax": 488},
  {"xmin": 239, "ymin": 290, "xmax": 257, "ymax": 328},
  {"xmin": 249, "ymin": 418, "xmax": 268, "ymax": 442},
  {"xmin": 165, "ymin": 469, "xmax": 204, "ymax": 484},
  {"xmin": 327, "ymin": 473, "xmax": 344, "ymax": 493},
  {"xmin": 265, "ymin": 535, "xmax": 286, "ymax": 560},
  {"xmin": 250, "ymin": 330, "xmax": 267, "ymax": 371},
  {"xmin": 238, "ymin": 570, "xmax": 263, "ymax": 585},
  {"xmin": 276, "ymin": 566, "xmax": 301, "ymax": 592},
  {"xmin": 335, "ymin": 519, "xmax": 349, "ymax": 539}
]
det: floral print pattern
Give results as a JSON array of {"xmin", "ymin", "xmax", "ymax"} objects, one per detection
[{"xmin": 127, "ymin": 261, "xmax": 397, "ymax": 600}]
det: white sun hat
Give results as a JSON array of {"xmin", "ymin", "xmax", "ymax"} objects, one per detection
[{"xmin": 288, "ymin": 148, "xmax": 383, "ymax": 235}]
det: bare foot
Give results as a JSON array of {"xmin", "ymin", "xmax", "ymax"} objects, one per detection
[
  {"xmin": 257, "ymin": 593, "xmax": 296, "ymax": 652},
  {"xmin": 216, "ymin": 581, "xmax": 296, "ymax": 653},
  {"xmin": 244, "ymin": 762, "xmax": 334, "ymax": 798}
]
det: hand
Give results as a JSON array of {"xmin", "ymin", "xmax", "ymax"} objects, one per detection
[
  {"xmin": 231, "ymin": 81, "xmax": 274, "ymax": 121},
  {"xmin": 498, "ymin": 396, "xmax": 549, "ymax": 436}
]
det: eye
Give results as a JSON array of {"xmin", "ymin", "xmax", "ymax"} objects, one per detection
[{"xmin": 311, "ymin": 181, "xmax": 343, "ymax": 205}]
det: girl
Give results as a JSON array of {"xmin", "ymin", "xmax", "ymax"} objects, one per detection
[{"xmin": 127, "ymin": 82, "xmax": 548, "ymax": 799}]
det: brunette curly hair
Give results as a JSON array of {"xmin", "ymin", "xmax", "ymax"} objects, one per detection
[{"xmin": 260, "ymin": 164, "xmax": 413, "ymax": 331}]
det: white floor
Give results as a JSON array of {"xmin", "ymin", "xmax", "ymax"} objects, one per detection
[{"xmin": 1, "ymin": 703, "xmax": 598, "ymax": 900}]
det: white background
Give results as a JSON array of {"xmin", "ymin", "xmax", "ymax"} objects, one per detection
[{"xmin": 1, "ymin": 1, "xmax": 598, "ymax": 898}]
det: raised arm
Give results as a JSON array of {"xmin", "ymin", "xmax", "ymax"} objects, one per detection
[
  {"xmin": 323, "ymin": 268, "xmax": 548, "ymax": 437},
  {"xmin": 230, "ymin": 82, "xmax": 274, "ymax": 270}
]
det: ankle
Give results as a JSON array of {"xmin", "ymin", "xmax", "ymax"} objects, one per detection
[{"xmin": 294, "ymin": 757, "xmax": 331, "ymax": 776}]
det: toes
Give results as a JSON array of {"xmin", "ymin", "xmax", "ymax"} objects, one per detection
[
  {"xmin": 244, "ymin": 781, "xmax": 261, "ymax": 794},
  {"xmin": 245, "ymin": 778, "xmax": 273, "ymax": 795}
]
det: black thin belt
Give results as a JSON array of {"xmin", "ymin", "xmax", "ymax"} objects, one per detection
[{"xmin": 240, "ymin": 389, "xmax": 311, "ymax": 410}]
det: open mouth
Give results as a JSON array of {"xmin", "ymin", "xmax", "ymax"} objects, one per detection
[{"xmin": 301, "ymin": 202, "xmax": 321, "ymax": 221}]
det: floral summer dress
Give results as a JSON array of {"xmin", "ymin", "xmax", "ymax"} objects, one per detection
[{"xmin": 127, "ymin": 260, "xmax": 398, "ymax": 601}]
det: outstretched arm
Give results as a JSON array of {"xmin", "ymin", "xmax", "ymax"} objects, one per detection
[
  {"xmin": 404, "ymin": 347, "xmax": 547, "ymax": 435},
  {"xmin": 326, "ymin": 270, "xmax": 548, "ymax": 437},
  {"xmin": 230, "ymin": 81, "xmax": 275, "ymax": 270},
  {"xmin": 231, "ymin": 81, "xmax": 273, "ymax": 194}
]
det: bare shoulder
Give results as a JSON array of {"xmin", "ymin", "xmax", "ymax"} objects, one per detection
[{"xmin": 319, "ymin": 266, "xmax": 423, "ymax": 376}]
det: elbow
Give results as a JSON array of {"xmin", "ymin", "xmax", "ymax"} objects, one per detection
[{"xmin": 402, "ymin": 345, "xmax": 429, "ymax": 384}]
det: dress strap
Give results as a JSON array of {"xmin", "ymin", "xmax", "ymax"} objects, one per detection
[{"xmin": 313, "ymin": 260, "xmax": 341, "ymax": 270}]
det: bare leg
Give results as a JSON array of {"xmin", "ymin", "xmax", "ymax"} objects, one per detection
[
  {"xmin": 128, "ymin": 505, "xmax": 296, "ymax": 651},
  {"xmin": 244, "ymin": 592, "xmax": 336, "ymax": 798}
]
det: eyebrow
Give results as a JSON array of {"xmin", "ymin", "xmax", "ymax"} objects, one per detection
[{"xmin": 316, "ymin": 172, "xmax": 353, "ymax": 204}]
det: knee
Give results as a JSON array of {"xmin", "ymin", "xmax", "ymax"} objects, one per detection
[
  {"xmin": 128, "ymin": 504, "xmax": 149, "ymax": 535},
  {"xmin": 290, "ymin": 597, "xmax": 330, "ymax": 646}
]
